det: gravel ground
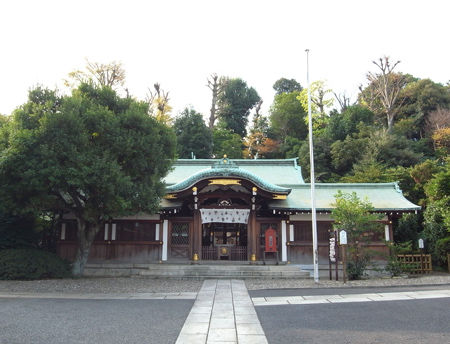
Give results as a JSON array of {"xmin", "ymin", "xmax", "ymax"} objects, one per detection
[
  {"xmin": 0, "ymin": 274, "xmax": 449, "ymax": 294},
  {"xmin": 0, "ymin": 277, "xmax": 203, "ymax": 294}
]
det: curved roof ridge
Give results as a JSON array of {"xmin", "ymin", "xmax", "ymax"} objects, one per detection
[{"xmin": 166, "ymin": 166, "xmax": 291, "ymax": 194}]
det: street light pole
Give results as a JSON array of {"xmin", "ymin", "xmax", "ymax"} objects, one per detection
[{"xmin": 306, "ymin": 49, "xmax": 319, "ymax": 283}]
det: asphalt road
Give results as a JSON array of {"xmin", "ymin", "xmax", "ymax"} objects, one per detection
[
  {"xmin": 0, "ymin": 298, "xmax": 194, "ymax": 344},
  {"xmin": 1, "ymin": 285, "xmax": 449, "ymax": 344},
  {"xmin": 256, "ymin": 298, "xmax": 450, "ymax": 344}
]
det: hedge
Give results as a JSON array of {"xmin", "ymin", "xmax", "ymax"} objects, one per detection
[{"xmin": 0, "ymin": 248, "xmax": 71, "ymax": 280}]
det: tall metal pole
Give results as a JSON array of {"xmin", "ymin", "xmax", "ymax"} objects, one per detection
[{"xmin": 306, "ymin": 49, "xmax": 319, "ymax": 283}]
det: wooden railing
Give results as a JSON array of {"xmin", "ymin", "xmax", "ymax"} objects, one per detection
[
  {"xmin": 231, "ymin": 246, "xmax": 247, "ymax": 261},
  {"xmin": 202, "ymin": 246, "xmax": 216, "ymax": 260},
  {"xmin": 397, "ymin": 254, "xmax": 432, "ymax": 274}
]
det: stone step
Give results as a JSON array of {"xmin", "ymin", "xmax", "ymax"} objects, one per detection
[
  {"xmin": 143, "ymin": 265, "xmax": 302, "ymax": 271},
  {"xmin": 139, "ymin": 270, "xmax": 308, "ymax": 277},
  {"xmin": 83, "ymin": 263, "xmax": 311, "ymax": 279}
]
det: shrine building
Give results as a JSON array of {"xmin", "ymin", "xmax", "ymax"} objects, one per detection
[{"xmin": 57, "ymin": 158, "xmax": 420, "ymax": 265}]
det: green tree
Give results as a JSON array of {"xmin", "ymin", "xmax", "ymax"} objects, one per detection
[
  {"xmin": 0, "ymin": 212, "xmax": 39, "ymax": 250},
  {"xmin": 273, "ymin": 78, "xmax": 302, "ymax": 95},
  {"xmin": 217, "ymin": 78, "xmax": 260, "ymax": 137},
  {"xmin": 396, "ymin": 79, "xmax": 450, "ymax": 139},
  {"xmin": 0, "ymin": 114, "xmax": 10, "ymax": 150},
  {"xmin": 325, "ymin": 105, "xmax": 374, "ymax": 141},
  {"xmin": 212, "ymin": 126, "xmax": 243, "ymax": 159},
  {"xmin": 173, "ymin": 108, "xmax": 212, "ymax": 159},
  {"xmin": 331, "ymin": 191, "xmax": 383, "ymax": 279},
  {"xmin": 270, "ymin": 91, "xmax": 308, "ymax": 144},
  {"xmin": 330, "ymin": 136, "xmax": 368, "ymax": 175},
  {"xmin": 341, "ymin": 160, "xmax": 392, "ymax": 183},
  {"xmin": 298, "ymin": 80, "xmax": 334, "ymax": 116},
  {"xmin": 422, "ymin": 161, "xmax": 450, "ymax": 265},
  {"xmin": 0, "ymin": 84, "xmax": 176, "ymax": 276},
  {"xmin": 298, "ymin": 80, "xmax": 334, "ymax": 136},
  {"xmin": 298, "ymin": 136, "xmax": 336, "ymax": 182}
]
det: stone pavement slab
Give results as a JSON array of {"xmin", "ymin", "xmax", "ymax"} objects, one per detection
[
  {"xmin": 175, "ymin": 279, "xmax": 268, "ymax": 344},
  {"xmin": 251, "ymin": 288, "xmax": 450, "ymax": 306}
]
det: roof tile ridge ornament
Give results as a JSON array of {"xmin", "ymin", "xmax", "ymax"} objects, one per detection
[
  {"xmin": 212, "ymin": 155, "xmax": 239, "ymax": 169},
  {"xmin": 394, "ymin": 181, "xmax": 402, "ymax": 193}
]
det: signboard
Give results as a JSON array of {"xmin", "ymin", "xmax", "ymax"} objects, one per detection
[
  {"xmin": 329, "ymin": 237, "xmax": 336, "ymax": 262},
  {"xmin": 339, "ymin": 230, "xmax": 347, "ymax": 245},
  {"xmin": 418, "ymin": 238, "xmax": 424, "ymax": 249}
]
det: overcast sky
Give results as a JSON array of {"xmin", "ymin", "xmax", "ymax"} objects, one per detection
[{"xmin": 1, "ymin": 0, "xmax": 449, "ymax": 119}]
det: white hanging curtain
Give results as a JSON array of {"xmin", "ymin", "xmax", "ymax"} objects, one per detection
[{"xmin": 200, "ymin": 209, "xmax": 250, "ymax": 224}]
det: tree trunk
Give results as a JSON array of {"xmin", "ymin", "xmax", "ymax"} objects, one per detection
[
  {"xmin": 208, "ymin": 74, "xmax": 222, "ymax": 129},
  {"xmin": 387, "ymin": 112, "xmax": 394, "ymax": 132},
  {"xmin": 72, "ymin": 218, "xmax": 100, "ymax": 276}
]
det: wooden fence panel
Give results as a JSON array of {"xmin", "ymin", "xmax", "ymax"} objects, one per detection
[{"xmin": 397, "ymin": 254, "xmax": 432, "ymax": 274}]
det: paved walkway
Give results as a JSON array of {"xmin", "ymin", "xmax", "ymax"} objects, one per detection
[
  {"xmin": 176, "ymin": 280, "xmax": 267, "ymax": 344},
  {"xmin": 252, "ymin": 288, "xmax": 450, "ymax": 306}
]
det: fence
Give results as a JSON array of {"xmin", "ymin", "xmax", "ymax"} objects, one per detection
[
  {"xmin": 201, "ymin": 246, "xmax": 247, "ymax": 261},
  {"xmin": 397, "ymin": 254, "xmax": 432, "ymax": 274}
]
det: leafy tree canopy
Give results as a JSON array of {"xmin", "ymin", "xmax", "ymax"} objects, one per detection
[
  {"xmin": 0, "ymin": 84, "xmax": 176, "ymax": 275},
  {"xmin": 422, "ymin": 160, "xmax": 450, "ymax": 264},
  {"xmin": 325, "ymin": 105, "xmax": 374, "ymax": 141},
  {"xmin": 273, "ymin": 78, "xmax": 302, "ymax": 95},
  {"xmin": 331, "ymin": 191, "xmax": 383, "ymax": 279},
  {"xmin": 270, "ymin": 91, "xmax": 308, "ymax": 143},
  {"xmin": 212, "ymin": 125, "xmax": 243, "ymax": 159},
  {"xmin": 298, "ymin": 80, "xmax": 334, "ymax": 116},
  {"xmin": 174, "ymin": 107, "xmax": 212, "ymax": 159},
  {"xmin": 217, "ymin": 78, "xmax": 260, "ymax": 137}
]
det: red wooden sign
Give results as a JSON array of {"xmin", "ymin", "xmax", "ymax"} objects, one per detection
[{"xmin": 265, "ymin": 227, "xmax": 277, "ymax": 252}]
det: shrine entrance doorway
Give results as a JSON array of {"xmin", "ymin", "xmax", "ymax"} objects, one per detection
[{"xmin": 201, "ymin": 223, "xmax": 248, "ymax": 261}]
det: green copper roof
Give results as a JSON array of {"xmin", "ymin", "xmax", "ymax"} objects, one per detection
[
  {"xmin": 164, "ymin": 158, "xmax": 304, "ymax": 186},
  {"xmin": 268, "ymin": 183, "xmax": 420, "ymax": 211},
  {"xmin": 161, "ymin": 159, "xmax": 420, "ymax": 212},
  {"xmin": 166, "ymin": 157, "xmax": 291, "ymax": 194}
]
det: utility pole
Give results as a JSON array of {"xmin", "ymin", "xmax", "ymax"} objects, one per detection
[{"xmin": 306, "ymin": 49, "xmax": 319, "ymax": 283}]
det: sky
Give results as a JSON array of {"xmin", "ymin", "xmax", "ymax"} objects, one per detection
[{"xmin": 1, "ymin": 0, "xmax": 449, "ymax": 119}]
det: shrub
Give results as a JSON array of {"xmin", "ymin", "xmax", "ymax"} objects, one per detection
[
  {"xmin": 0, "ymin": 213, "xmax": 39, "ymax": 249},
  {"xmin": 434, "ymin": 237, "xmax": 450, "ymax": 266},
  {"xmin": 0, "ymin": 249, "xmax": 71, "ymax": 280},
  {"xmin": 384, "ymin": 257, "xmax": 417, "ymax": 277},
  {"xmin": 346, "ymin": 256, "xmax": 369, "ymax": 280}
]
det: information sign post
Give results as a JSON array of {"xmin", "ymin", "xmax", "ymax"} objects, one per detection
[{"xmin": 340, "ymin": 230, "xmax": 348, "ymax": 283}]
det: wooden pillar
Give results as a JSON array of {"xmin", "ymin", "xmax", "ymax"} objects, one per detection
[
  {"xmin": 250, "ymin": 210, "xmax": 257, "ymax": 260},
  {"xmin": 247, "ymin": 211, "xmax": 253, "ymax": 260},
  {"xmin": 192, "ymin": 210, "xmax": 201, "ymax": 260}
]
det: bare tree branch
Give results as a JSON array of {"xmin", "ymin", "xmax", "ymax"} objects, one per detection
[
  {"xmin": 333, "ymin": 92, "xmax": 352, "ymax": 112},
  {"xmin": 365, "ymin": 56, "xmax": 407, "ymax": 131},
  {"xmin": 207, "ymin": 74, "xmax": 225, "ymax": 129}
]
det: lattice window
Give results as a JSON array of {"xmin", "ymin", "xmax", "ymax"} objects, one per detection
[{"xmin": 171, "ymin": 223, "xmax": 189, "ymax": 245}]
